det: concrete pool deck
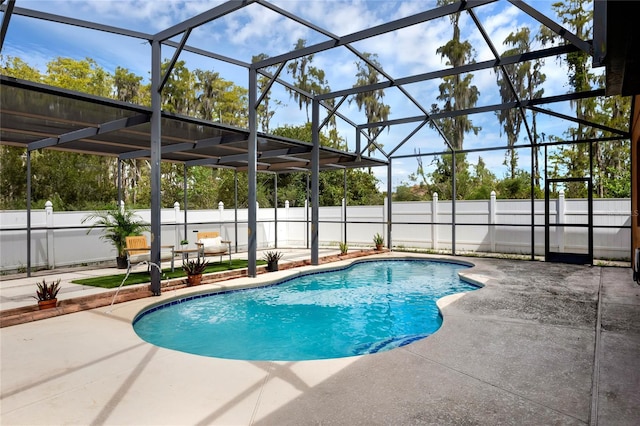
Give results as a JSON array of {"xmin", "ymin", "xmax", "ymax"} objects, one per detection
[{"xmin": 1, "ymin": 252, "xmax": 639, "ymax": 425}]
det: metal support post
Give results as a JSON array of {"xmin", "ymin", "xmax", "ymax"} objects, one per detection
[
  {"xmin": 26, "ymin": 150, "xmax": 32, "ymax": 277},
  {"xmin": 274, "ymin": 173, "xmax": 278, "ymax": 249},
  {"xmin": 247, "ymin": 67, "xmax": 258, "ymax": 277},
  {"xmin": 150, "ymin": 39, "xmax": 162, "ymax": 295},
  {"xmin": 387, "ymin": 161, "xmax": 393, "ymax": 249},
  {"xmin": 311, "ymin": 99, "xmax": 320, "ymax": 265},
  {"xmin": 451, "ymin": 152, "xmax": 456, "ymax": 255},
  {"xmin": 183, "ymin": 164, "xmax": 188, "ymax": 240}
]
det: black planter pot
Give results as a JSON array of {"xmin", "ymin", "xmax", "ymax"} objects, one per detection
[
  {"xmin": 116, "ymin": 256, "xmax": 128, "ymax": 269},
  {"xmin": 267, "ymin": 261, "xmax": 279, "ymax": 272}
]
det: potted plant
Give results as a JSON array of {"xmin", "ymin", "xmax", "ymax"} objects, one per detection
[
  {"xmin": 373, "ymin": 233, "xmax": 384, "ymax": 250},
  {"xmin": 263, "ymin": 251, "xmax": 283, "ymax": 272},
  {"xmin": 83, "ymin": 207, "xmax": 149, "ymax": 269},
  {"xmin": 180, "ymin": 239, "xmax": 189, "ymax": 249},
  {"xmin": 34, "ymin": 278, "xmax": 61, "ymax": 310},
  {"xmin": 182, "ymin": 258, "xmax": 209, "ymax": 286},
  {"xmin": 339, "ymin": 241, "xmax": 348, "ymax": 255}
]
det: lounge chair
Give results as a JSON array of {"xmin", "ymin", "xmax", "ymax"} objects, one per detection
[
  {"xmin": 196, "ymin": 231, "xmax": 232, "ymax": 264},
  {"xmin": 124, "ymin": 235, "xmax": 175, "ymax": 272}
]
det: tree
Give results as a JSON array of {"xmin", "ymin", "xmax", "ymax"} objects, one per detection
[
  {"xmin": 496, "ymin": 28, "xmax": 545, "ymax": 182},
  {"xmin": 253, "ymin": 53, "xmax": 285, "ymax": 133},
  {"xmin": 114, "ymin": 66, "xmax": 145, "ymax": 104},
  {"xmin": 352, "ymin": 52, "xmax": 391, "ymax": 171},
  {"xmin": 542, "ymin": 0, "xmax": 595, "ymax": 198},
  {"xmin": 161, "ymin": 60, "xmax": 194, "ymax": 115},
  {"xmin": 0, "ymin": 55, "xmax": 42, "ymax": 82},
  {"xmin": 434, "ymin": 0, "xmax": 480, "ymax": 153},
  {"xmin": 0, "ymin": 146, "xmax": 27, "ymax": 209},
  {"xmin": 114, "ymin": 66, "xmax": 148, "ymax": 206},
  {"xmin": 591, "ymin": 76, "xmax": 631, "ymax": 198},
  {"xmin": 496, "ymin": 170, "xmax": 539, "ymax": 199},
  {"xmin": 423, "ymin": 0, "xmax": 480, "ymax": 199},
  {"xmin": 45, "ymin": 57, "xmax": 112, "ymax": 97},
  {"xmin": 271, "ymin": 123, "xmax": 382, "ymax": 206},
  {"xmin": 467, "ymin": 156, "xmax": 497, "ymax": 200}
]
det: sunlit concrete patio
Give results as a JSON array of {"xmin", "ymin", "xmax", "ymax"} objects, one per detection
[{"xmin": 1, "ymin": 253, "xmax": 638, "ymax": 425}]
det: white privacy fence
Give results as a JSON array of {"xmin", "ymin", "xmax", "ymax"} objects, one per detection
[{"xmin": 0, "ymin": 194, "xmax": 631, "ymax": 272}]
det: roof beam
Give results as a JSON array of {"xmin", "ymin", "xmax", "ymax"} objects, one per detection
[
  {"xmin": 154, "ymin": 0, "xmax": 255, "ymax": 42},
  {"xmin": 318, "ymin": 44, "xmax": 578, "ymax": 101},
  {"xmin": 159, "ymin": 28, "xmax": 192, "ymax": 93},
  {"xmin": 119, "ymin": 142, "xmax": 198, "ymax": 160},
  {"xmin": 28, "ymin": 113, "xmax": 150, "ymax": 151},
  {"xmin": 3, "ymin": 5, "xmax": 152, "ymax": 40},
  {"xmin": 356, "ymin": 89, "xmax": 607, "ymax": 131},
  {"xmin": 255, "ymin": 0, "xmax": 497, "ymax": 69},
  {"xmin": 526, "ymin": 105, "xmax": 629, "ymax": 137},
  {"xmin": 1, "ymin": 5, "xmax": 250, "ymax": 69},
  {"xmin": 0, "ymin": 0, "xmax": 16, "ymax": 51},
  {"xmin": 507, "ymin": 0, "xmax": 592, "ymax": 55}
]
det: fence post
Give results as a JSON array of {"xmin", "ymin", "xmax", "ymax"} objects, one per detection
[
  {"xmin": 383, "ymin": 197, "xmax": 388, "ymax": 245},
  {"xmin": 218, "ymin": 201, "xmax": 225, "ymax": 238},
  {"xmin": 432, "ymin": 193, "xmax": 438, "ymax": 250},
  {"xmin": 285, "ymin": 200, "xmax": 290, "ymax": 246},
  {"xmin": 174, "ymin": 201, "xmax": 181, "ymax": 246},
  {"xmin": 341, "ymin": 197, "xmax": 346, "ymax": 245},
  {"xmin": 45, "ymin": 200, "xmax": 55, "ymax": 269},
  {"xmin": 256, "ymin": 201, "xmax": 260, "ymax": 248},
  {"xmin": 558, "ymin": 190, "xmax": 565, "ymax": 252},
  {"xmin": 490, "ymin": 191, "xmax": 496, "ymax": 252},
  {"xmin": 305, "ymin": 199, "xmax": 309, "ymax": 249}
]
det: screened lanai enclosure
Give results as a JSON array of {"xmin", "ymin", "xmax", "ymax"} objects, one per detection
[{"xmin": 1, "ymin": 0, "xmax": 638, "ymax": 293}]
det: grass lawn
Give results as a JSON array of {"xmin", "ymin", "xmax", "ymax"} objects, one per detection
[{"xmin": 72, "ymin": 259, "xmax": 265, "ymax": 288}]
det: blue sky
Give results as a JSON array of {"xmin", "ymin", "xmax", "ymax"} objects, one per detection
[{"xmin": 3, "ymin": 0, "xmax": 596, "ymax": 190}]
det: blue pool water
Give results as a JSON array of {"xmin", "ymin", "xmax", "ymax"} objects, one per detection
[{"xmin": 133, "ymin": 259, "xmax": 478, "ymax": 361}]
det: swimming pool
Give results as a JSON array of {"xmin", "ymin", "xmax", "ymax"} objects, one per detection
[{"xmin": 133, "ymin": 259, "xmax": 479, "ymax": 361}]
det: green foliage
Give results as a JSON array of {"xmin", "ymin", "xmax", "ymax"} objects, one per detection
[
  {"xmin": 495, "ymin": 171, "xmax": 537, "ymax": 199},
  {"xmin": 45, "ymin": 57, "xmax": 113, "ymax": 96},
  {"xmin": 182, "ymin": 258, "xmax": 209, "ymax": 275},
  {"xmin": 263, "ymin": 251, "xmax": 283, "ymax": 263},
  {"xmin": 373, "ymin": 233, "xmax": 384, "ymax": 245},
  {"xmin": 0, "ymin": 146, "xmax": 27, "ymax": 209},
  {"xmin": 1, "ymin": 55, "xmax": 42, "ymax": 82},
  {"xmin": 252, "ymin": 53, "xmax": 284, "ymax": 132},
  {"xmin": 339, "ymin": 242, "xmax": 348, "ymax": 254},
  {"xmin": 352, "ymin": 52, "xmax": 391, "ymax": 160},
  {"xmin": 393, "ymin": 184, "xmax": 426, "ymax": 202},
  {"xmin": 433, "ymin": 0, "xmax": 480, "ymax": 152},
  {"xmin": 31, "ymin": 151, "xmax": 117, "ymax": 210},
  {"xmin": 34, "ymin": 278, "xmax": 61, "ymax": 301},
  {"xmin": 496, "ymin": 27, "xmax": 545, "ymax": 180},
  {"xmin": 270, "ymin": 123, "xmax": 382, "ymax": 206},
  {"xmin": 82, "ymin": 208, "xmax": 148, "ymax": 257},
  {"xmin": 114, "ymin": 66, "xmax": 146, "ymax": 104},
  {"xmin": 602, "ymin": 164, "xmax": 630, "ymax": 198}
]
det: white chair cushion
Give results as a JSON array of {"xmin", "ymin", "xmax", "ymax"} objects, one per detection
[
  {"xmin": 129, "ymin": 253, "xmax": 150, "ymax": 263},
  {"xmin": 129, "ymin": 251, "xmax": 172, "ymax": 263},
  {"xmin": 198, "ymin": 237, "xmax": 226, "ymax": 253}
]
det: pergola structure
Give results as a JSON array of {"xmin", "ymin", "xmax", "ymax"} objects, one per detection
[{"xmin": 1, "ymin": 0, "xmax": 638, "ymax": 293}]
